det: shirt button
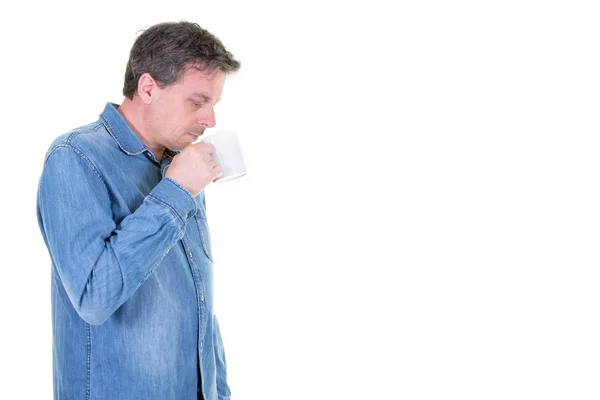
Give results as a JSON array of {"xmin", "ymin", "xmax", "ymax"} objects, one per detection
[
  {"xmin": 200, "ymin": 295, "xmax": 205, "ymax": 302},
  {"xmin": 189, "ymin": 252, "xmax": 193, "ymax": 259}
]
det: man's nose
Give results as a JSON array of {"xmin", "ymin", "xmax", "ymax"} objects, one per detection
[{"xmin": 198, "ymin": 108, "xmax": 216, "ymax": 128}]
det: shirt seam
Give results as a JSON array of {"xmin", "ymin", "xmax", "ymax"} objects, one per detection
[
  {"xmin": 86, "ymin": 323, "xmax": 91, "ymax": 400},
  {"xmin": 45, "ymin": 144, "xmax": 110, "ymax": 197}
]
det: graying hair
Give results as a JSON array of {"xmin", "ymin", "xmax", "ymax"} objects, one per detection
[{"xmin": 122, "ymin": 21, "xmax": 241, "ymax": 99}]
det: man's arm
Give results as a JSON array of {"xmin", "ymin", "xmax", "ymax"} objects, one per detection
[{"xmin": 37, "ymin": 144, "xmax": 195, "ymax": 325}]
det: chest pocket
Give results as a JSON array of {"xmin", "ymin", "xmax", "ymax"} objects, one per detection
[
  {"xmin": 194, "ymin": 193, "xmax": 213, "ymax": 262},
  {"xmin": 195, "ymin": 214, "xmax": 213, "ymax": 262}
]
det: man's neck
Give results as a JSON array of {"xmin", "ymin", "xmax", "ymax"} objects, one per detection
[{"xmin": 117, "ymin": 98, "xmax": 165, "ymax": 161}]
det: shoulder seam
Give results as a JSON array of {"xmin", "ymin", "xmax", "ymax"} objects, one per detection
[{"xmin": 45, "ymin": 144, "xmax": 110, "ymax": 197}]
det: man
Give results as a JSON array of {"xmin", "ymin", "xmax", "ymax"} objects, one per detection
[{"xmin": 36, "ymin": 21, "xmax": 240, "ymax": 400}]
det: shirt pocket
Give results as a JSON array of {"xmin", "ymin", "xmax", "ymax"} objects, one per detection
[{"xmin": 194, "ymin": 214, "xmax": 213, "ymax": 262}]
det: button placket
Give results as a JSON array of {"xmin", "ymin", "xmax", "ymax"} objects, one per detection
[{"xmin": 181, "ymin": 238, "xmax": 205, "ymax": 354}]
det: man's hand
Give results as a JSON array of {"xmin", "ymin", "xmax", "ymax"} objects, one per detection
[{"xmin": 165, "ymin": 142, "xmax": 223, "ymax": 197}]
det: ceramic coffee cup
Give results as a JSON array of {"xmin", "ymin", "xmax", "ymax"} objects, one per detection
[{"xmin": 199, "ymin": 130, "xmax": 247, "ymax": 183}]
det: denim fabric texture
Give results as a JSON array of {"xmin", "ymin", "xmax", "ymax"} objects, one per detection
[{"xmin": 36, "ymin": 103, "xmax": 231, "ymax": 400}]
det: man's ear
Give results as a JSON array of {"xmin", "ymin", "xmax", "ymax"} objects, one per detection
[{"xmin": 137, "ymin": 73, "xmax": 158, "ymax": 104}]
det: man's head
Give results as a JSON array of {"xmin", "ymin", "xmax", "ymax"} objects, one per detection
[{"xmin": 121, "ymin": 21, "xmax": 241, "ymax": 153}]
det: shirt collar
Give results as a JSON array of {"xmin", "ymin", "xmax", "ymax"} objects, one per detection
[{"xmin": 99, "ymin": 102, "xmax": 148, "ymax": 155}]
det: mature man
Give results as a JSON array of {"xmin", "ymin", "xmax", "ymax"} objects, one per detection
[{"xmin": 36, "ymin": 21, "xmax": 240, "ymax": 400}]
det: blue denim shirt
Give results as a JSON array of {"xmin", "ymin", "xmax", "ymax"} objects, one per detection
[{"xmin": 36, "ymin": 103, "xmax": 231, "ymax": 400}]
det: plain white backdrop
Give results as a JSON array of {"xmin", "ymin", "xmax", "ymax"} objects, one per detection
[{"xmin": 1, "ymin": 0, "xmax": 599, "ymax": 398}]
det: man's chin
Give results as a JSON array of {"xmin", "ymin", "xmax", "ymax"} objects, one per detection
[{"xmin": 175, "ymin": 140, "xmax": 195, "ymax": 150}]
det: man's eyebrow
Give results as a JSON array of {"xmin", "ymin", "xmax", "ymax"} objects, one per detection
[{"xmin": 191, "ymin": 93, "xmax": 221, "ymax": 103}]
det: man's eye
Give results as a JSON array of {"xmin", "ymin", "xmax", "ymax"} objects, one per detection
[{"xmin": 192, "ymin": 102, "xmax": 204, "ymax": 107}]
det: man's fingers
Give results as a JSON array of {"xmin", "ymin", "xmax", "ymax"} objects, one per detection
[
  {"xmin": 213, "ymin": 165, "xmax": 223, "ymax": 178},
  {"xmin": 194, "ymin": 141, "xmax": 215, "ymax": 154},
  {"xmin": 207, "ymin": 160, "xmax": 218, "ymax": 170}
]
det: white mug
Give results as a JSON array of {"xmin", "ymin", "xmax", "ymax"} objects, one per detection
[{"xmin": 199, "ymin": 130, "xmax": 247, "ymax": 183}]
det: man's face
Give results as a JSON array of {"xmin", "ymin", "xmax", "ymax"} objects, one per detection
[{"xmin": 148, "ymin": 65, "xmax": 226, "ymax": 152}]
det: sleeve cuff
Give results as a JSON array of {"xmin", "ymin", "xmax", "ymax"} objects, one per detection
[{"xmin": 147, "ymin": 178, "xmax": 197, "ymax": 226}]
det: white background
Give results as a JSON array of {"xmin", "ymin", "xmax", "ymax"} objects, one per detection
[{"xmin": 1, "ymin": 0, "xmax": 599, "ymax": 399}]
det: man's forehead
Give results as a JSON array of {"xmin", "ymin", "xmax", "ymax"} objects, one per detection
[
  {"xmin": 171, "ymin": 66, "xmax": 224, "ymax": 99},
  {"xmin": 175, "ymin": 67, "xmax": 223, "ymax": 91}
]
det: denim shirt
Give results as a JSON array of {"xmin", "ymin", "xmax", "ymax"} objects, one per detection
[{"xmin": 36, "ymin": 103, "xmax": 231, "ymax": 400}]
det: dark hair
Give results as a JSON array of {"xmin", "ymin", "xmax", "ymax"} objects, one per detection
[{"xmin": 122, "ymin": 21, "xmax": 241, "ymax": 99}]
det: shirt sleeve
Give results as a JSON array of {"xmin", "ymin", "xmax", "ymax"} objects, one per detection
[{"xmin": 37, "ymin": 144, "xmax": 196, "ymax": 325}]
